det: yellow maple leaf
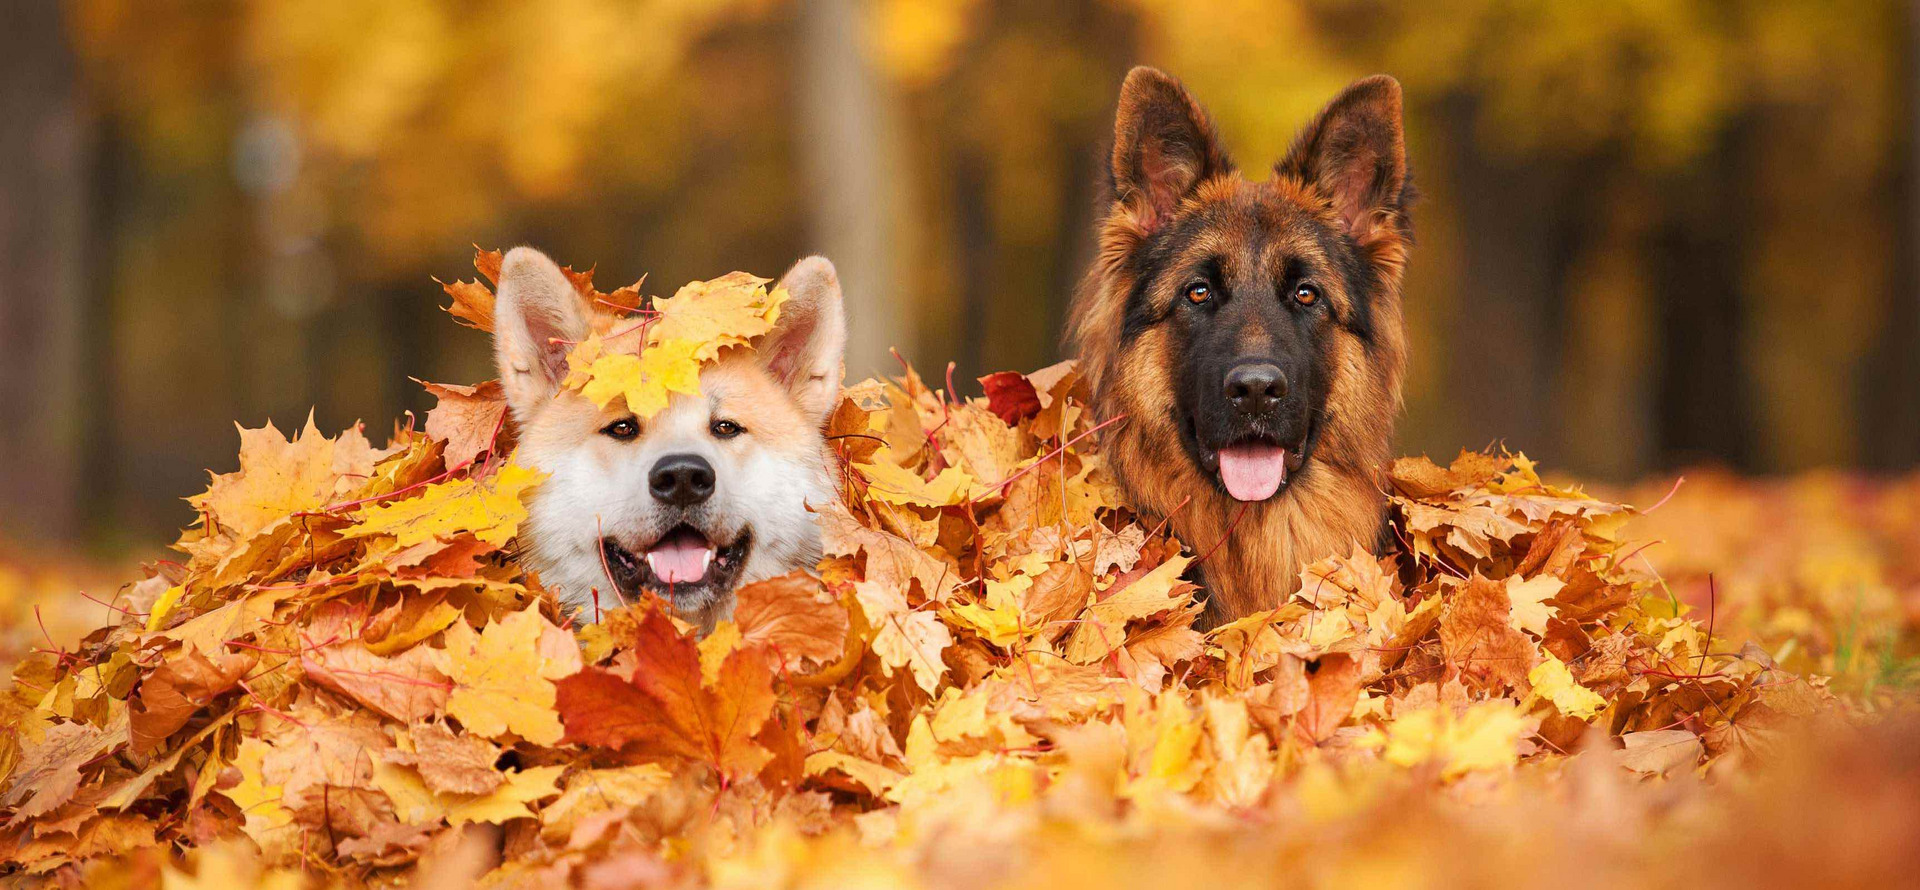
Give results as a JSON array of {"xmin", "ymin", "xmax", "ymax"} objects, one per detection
[
  {"xmin": 946, "ymin": 575, "xmax": 1027, "ymax": 648},
  {"xmin": 1122, "ymin": 687, "xmax": 1206, "ymax": 798},
  {"xmin": 218, "ymin": 738, "xmax": 291, "ymax": 838},
  {"xmin": 188, "ymin": 416, "xmax": 382, "ymax": 554},
  {"xmin": 559, "ymin": 272, "xmax": 785, "ymax": 419},
  {"xmin": 649, "ymin": 272, "xmax": 787, "ymax": 360},
  {"xmin": 1528, "ymin": 652, "xmax": 1606, "ymax": 720},
  {"xmin": 373, "ymin": 761, "xmax": 564, "ymax": 826},
  {"xmin": 697, "ymin": 620, "xmax": 744, "ymax": 685},
  {"xmin": 1365, "ymin": 701, "xmax": 1535, "ymax": 780},
  {"xmin": 854, "ymin": 580, "xmax": 952, "ymax": 694},
  {"xmin": 858, "ymin": 450, "xmax": 980, "ymax": 508},
  {"xmin": 345, "ymin": 462, "xmax": 544, "ymax": 549},
  {"xmin": 559, "ymin": 333, "xmax": 607, "ymax": 391},
  {"xmin": 576, "ymin": 337, "xmax": 704, "ymax": 418},
  {"xmin": 440, "ymin": 609, "xmax": 578, "ymax": 745},
  {"xmin": 1505, "ymin": 574, "xmax": 1564, "ymax": 637},
  {"xmin": 162, "ymin": 843, "xmax": 307, "ymax": 890},
  {"xmin": 1065, "ymin": 554, "xmax": 1195, "ymax": 664},
  {"xmin": 539, "ymin": 764, "xmax": 674, "ymax": 843},
  {"xmin": 145, "ymin": 585, "xmax": 186, "ymax": 632}
]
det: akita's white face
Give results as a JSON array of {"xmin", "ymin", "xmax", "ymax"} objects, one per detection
[{"xmin": 491, "ymin": 248, "xmax": 847, "ymax": 627}]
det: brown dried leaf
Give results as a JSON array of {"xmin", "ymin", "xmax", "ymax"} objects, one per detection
[
  {"xmin": 419, "ymin": 379, "xmax": 508, "ymax": 469},
  {"xmin": 1438, "ymin": 575, "xmax": 1536, "ymax": 692},
  {"xmin": 733, "ymin": 572, "xmax": 848, "ymax": 671},
  {"xmin": 387, "ymin": 723, "xmax": 502, "ymax": 796}
]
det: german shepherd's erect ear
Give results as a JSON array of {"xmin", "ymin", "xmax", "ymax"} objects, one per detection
[
  {"xmin": 1072, "ymin": 68, "xmax": 1413, "ymax": 623},
  {"xmin": 762, "ymin": 256, "xmax": 848, "ymax": 425},
  {"xmin": 494, "ymin": 246, "xmax": 593, "ymax": 423},
  {"xmin": 1110, "ymin": 67, "xmax": 1235, "ymax": 232},
  {"xmin": 1276, "ymin": 75, "xmax": 1411, "ymax": 249}
]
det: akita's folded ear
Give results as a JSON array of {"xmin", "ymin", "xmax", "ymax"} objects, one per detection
[
  {"xmin": 763, "ymin": 256, "xmax": 847, "ymax": 424},
  {"xmin": 493, "ymin": 246, "xmax": 592, "ymax": 420},
  {"xmin": 1276, "ymin": 75, "xmax": 1410, "ymax": 245},
  {"xmin": 1110, "ymin": 66, "xmax": 1233, "ymax": 232}
]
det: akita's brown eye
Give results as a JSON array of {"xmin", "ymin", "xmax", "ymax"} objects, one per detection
[
  {"xmin": 1293, "ymin": 284, "xmax": 1321, "ymax": 306},
  {"xmin": 710, "ymin": 419, "xmax": 744, "ymax": 439},
  {"xmin": 1184, "ymin": 282, "xmax": 1213, "ymax": 305},
  {"xmin": 601, "ymin": 418, "xmax": 640, "ymax": 441}
]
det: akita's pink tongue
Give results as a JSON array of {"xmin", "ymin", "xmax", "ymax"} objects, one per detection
[
  {"xmin": 1218, "ymin": 443, "xmax": 1288, "ymax": 501},
  {"xmin": 645, "ymin": 530, "xmax": 713, "ymax": 585}
]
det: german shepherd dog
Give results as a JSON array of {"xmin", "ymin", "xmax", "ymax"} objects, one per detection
[{"xmin": 1068, "ymin": 67, "xmax": 1411, "ymax": 624}]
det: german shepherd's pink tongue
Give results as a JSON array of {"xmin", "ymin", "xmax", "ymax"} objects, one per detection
[
  {"xmin": 1218, "ymin": 443, "xmax": 1287, "ymax": 501},
  {"xmin": 645, "ymin": 528, "xmax": 714, "ymax": 584}
]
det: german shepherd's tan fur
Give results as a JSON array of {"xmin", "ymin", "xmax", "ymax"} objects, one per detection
[{"xmin": 1070, "ymin": 68, "xmax": 1412, "ymax": 623}]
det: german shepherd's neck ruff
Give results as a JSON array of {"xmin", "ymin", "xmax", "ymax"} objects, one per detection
[{"xmin": 1069, "ymin": 68, "xmax": 1411, "ymax": 624}]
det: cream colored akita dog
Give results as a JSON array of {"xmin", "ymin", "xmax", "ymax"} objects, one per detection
[{"xmin": 491, "ymin": 247, "xmax": 847, "ymax": 628}]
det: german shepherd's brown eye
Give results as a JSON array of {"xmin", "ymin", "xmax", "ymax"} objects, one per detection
[
  {"xmin": 1184, "ymin": 282, "xmax": 1213, "ymax": 305},
  {"xmin": 1293, "ymin": 284, "xmax": 1321, "ymax": 306},
  {"xmin": 710, "ymin": 419, "xmax": 745, "ymax": 439},
  {"xmin": 601, "ymin": 418, "xmax": 640, "ymax": 441}
]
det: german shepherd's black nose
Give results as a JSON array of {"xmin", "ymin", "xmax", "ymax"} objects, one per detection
[
  {"xmin": 649, "ymin": 453, "xmax": 715, "ymax": 506},
  {"xmin": 1223, "ymin": 363, "xmax": 1287, "ymax": 416}
]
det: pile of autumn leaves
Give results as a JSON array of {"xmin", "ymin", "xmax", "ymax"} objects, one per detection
[{"xmin": 0, "ymin": 254, "xmax": 1857, "ymax": 888}]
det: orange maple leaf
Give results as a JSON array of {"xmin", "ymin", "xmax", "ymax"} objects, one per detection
[{"xmin": 556, "ymin": 607, "xmax": 778, "ymax": 779}]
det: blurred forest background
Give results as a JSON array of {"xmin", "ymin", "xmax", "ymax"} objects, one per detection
[{"xmin": 2, "ymin": 0, "xmax": 1917, "ymax": 553}]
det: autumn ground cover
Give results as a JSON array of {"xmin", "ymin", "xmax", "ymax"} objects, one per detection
[{"xmin": 2, "ymin": 255, "xmax": 1917, "ymax": 889}]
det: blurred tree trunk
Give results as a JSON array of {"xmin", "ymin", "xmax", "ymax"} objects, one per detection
[
  {"xmin": 1649, "ymin": 116, "xmax": 1761, "ymax": 471},
  {"xmin": 1044, "ymin": 127, "xmax": 1107, "ymax": 357},
  {"xmin": 795, "ymin": 0, "xmax": 904, "ymax": 382},
  {"xmin": 1044, "ymin": 6, "xmax": 1137, "ymax": 365},
  {"xmin": 951, "ymin": 151, "xmax": 995, "ymax": 384},
  {"xmin": 0, "ymin": 0, "xmax": 90, "ymax": 542},
  {"xmin": 1434, "ymin": 94, "xmax": 1591, "ymax": 462},
  {"xmin": 943, "ymin": 0, "xmax": 1135, "ymax": 388},
  {"xmin": 1866, "ymin": 4, "xmax": 1920, "ymax": 469}
]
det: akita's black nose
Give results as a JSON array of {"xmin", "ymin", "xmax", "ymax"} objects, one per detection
[
  {"xmin": 1223, "ymin": 362, "xmax": 1287, "ymax": 416},
  {"xmin": 649, "ymin": 453, "xmax": 715, "ymax": 506}
]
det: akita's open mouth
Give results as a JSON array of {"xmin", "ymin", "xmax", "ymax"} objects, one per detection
[
  {"xmin": 599, "ymin": 524, "xmax": 752, "ymax": 603},
  {"xmin": 1197, "ymin": 435, "xmax": 1312, "ymax": 502}
]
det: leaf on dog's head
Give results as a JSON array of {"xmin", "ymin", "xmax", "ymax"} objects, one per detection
[
  {"xmin": 573, "ymin": 337, "xmax": 703, "ymax": 418},
  {"xmin": 558, "ymin": 271, "xmax": 786, "ymax": 419},
  {"xmin": 650, "ymin": 272, "xmax": 786, "ymax": 360}
]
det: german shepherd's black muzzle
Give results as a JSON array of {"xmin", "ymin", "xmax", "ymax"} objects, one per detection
[{"xmin": 1178, "ymin": 294, "xmax": 1324, "ymax": 502}]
